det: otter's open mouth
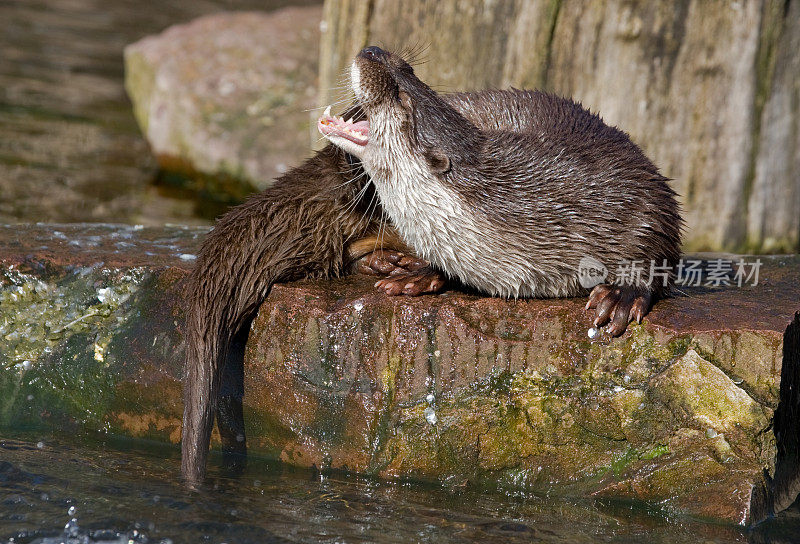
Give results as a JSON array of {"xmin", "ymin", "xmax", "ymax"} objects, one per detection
[{"xmin": 317, "ymin": 106, "xmax": 369, "ymax": 146}]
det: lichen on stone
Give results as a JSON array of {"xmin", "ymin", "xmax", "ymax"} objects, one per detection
[{"xmin": 0, "ymin": 264, "xmax": 148, "ymax": 429}]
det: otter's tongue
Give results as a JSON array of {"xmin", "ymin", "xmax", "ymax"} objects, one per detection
[{"xmin": 317, "ymin": 105, "xmax": 369, "ymax": 146}]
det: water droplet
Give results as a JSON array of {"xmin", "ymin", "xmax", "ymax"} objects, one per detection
[
  {"xmin": 706, "ymin": 428, "xmax": 718, "ymax": 439},
  {"xmin": 94, "ymin": 343, "xmax": 105, "ymax": 362},
  {"xmin": 588, "ymin": 327, "xmax": 600, "ymax": 339},
  {"xmin": 353, "ymin": 300, "xmax": 364, "ymax": 311},
  {"xmin": 433, "ymin": 350, "xmax": 441, "ymax": 357},
  {"xmin": 36, "ymin": 441, "xmax": 44, "ymax": 449},
  {"xmin": 97, "ymin": 287, "xmax": 112, "ymax": 303},
  {"xmin": 67, "ymin": 506, "xmax": 76, "ymax": 516},
  {"xmin": 64, "ymin": 517, "xmax": 79, "ymax": 538},
  {"xmin": 425, "ymin": 393, "xmax": 435, "ymax": 404},
  {"xmin": 179, "ymin": 253, "xmax": 197, "ymax": 261},
  {"xmin": 424, "ymin": 407, "xmax": 438, "ymax": 425},
  {"xmin": 26, "ymin": 394, "xmax": 34, "ymax": 401}
]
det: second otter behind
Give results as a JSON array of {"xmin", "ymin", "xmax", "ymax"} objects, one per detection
[{"xmin": 319, "ymin": 46, "xmax": 682, "ymax": 335}]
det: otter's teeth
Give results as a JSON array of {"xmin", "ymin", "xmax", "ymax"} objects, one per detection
[
  {"xmin": 346, "ymin": 117, "xmax": 353, "ymax": 124},
  {"xmin": 324, "ymin": 105, "xmax": 331, "ymax": 116}
]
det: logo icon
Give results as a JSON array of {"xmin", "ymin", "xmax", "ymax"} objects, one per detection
[{"xmin": 578, "ymin": 256, "xmax": 608, "ymax": 288}]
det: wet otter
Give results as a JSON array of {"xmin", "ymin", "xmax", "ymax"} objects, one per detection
[
  {"xmin": 180, "ymin": 98, "xmax": 524, "ymax": 482},
  {"xmin": 319, "ymin": 46, "xmax": 681, "ymax": 330},
  {"xmin": 182, "ymin": 47, "xmax": 681, "ymax": 483}
]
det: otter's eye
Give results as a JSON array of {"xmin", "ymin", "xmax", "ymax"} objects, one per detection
[
  {"xmin": 397, "ymin": 90, "xmax": 412, "ymax": 111},
  {"xmin": 361, "ymin": 46, "xmax": 385, "ymax": 62}
]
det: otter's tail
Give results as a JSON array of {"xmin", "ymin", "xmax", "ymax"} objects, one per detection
[
  {"xmin": 181, "ymin": 237, "xmax": 254, "ymax": 484},
  {"xmin": 180, "ymin": 304, "xmax": 222, "ymax": 484},
  {"xmin": 180, "ymin": 145, "xmax": 377, "ymax": 483}
]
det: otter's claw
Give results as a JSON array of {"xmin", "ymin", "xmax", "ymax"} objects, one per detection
[
  {"xmin": 375, "ymin": 267, "xmax": 447, "ymax": 296},
  {"xmin": 356, "ymin": 249, "xmax": 428, "ymax": 276},
  {"xmin": 356, "ymin": 250, "xmax": 447, "ymax": 295},
  {"xmin": 585, "ymin": 284, "xmax": 652, "ymax": 337}
]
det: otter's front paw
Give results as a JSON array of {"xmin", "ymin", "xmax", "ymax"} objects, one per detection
[
  {"xmin": 585, "ymin": 284, "xmax": 652, "ymax": 337},
  {"xmin": 375, "ymin": 267, "xmax": 447, "ymax": 296},
  {"xmin": 356, "ymin": 249, "xmax": 428, "ymax": 276}
]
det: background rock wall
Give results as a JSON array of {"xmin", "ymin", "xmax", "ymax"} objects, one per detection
[{"xmin": 318, "ymin": 0, "xmax": 800, "ymax": 253}]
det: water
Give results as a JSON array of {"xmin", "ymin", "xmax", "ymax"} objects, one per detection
[
  {"xmin": 0, "ymin": 0, "xmax": 315, "ymax": 225},
  {"xmin": 2, "ymin": 432, "xmax": 797, "ymax": 544}
]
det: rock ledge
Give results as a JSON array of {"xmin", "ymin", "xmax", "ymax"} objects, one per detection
[{"xmin": 0, "ymin": 224, "xmax": 797, "ymax": 525}]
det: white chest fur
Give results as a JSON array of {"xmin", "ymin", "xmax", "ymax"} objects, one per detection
[{"xmin": 366, "ymin": 146, "xmax": 563, "ymax": 298}]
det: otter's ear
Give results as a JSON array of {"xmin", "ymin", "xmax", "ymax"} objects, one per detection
[
  {"xmin": 398, "ymin": 90, "xmax": 412, "ymax": 111},
  {"xmin": 425, "ymin": 149, "xmax": 451, "ymax": 174}
]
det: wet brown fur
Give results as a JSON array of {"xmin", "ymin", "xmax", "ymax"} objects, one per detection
[
  {"xmin": 181, "ymin": 143, "xmax": 383, "ymax": 483},
  {"xmin": 347, "ymin": 47, "xmax": 682, "ymax": 301},
  {"xmin": 181, "ymin": 90, "xmax": 580, "ymax": 482}
]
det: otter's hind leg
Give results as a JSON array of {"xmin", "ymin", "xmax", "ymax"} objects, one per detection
[
  {"xmin": 346, "ymin": 234, "xmax": 448, "ymax": 296},
  {"xmin": 216, "ymin": 324, "xmax": 249, "ymax": 473},
  {"xmin": 373, "ymin": 265, "xmax": 447, "ymax": 296}
]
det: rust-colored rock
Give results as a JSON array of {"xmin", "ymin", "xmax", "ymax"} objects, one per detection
[
  {"xmin": 244, "ymin": 265, "xmax": 799, "ymax": 525},
  {"xmin": 0, "ymin": 224, "xmax": 798, "ymax": 524}
]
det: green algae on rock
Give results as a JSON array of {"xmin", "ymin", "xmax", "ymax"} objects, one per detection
[
  {"xmin": 0, "ymin": 225, "xmax": 200, "ymax": 439},
  {"xmin": 243, "ymin": 274, "xmax": 798, "ymax": 524}
]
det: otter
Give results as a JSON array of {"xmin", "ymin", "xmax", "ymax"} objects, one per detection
[
  {"xmin": 319, "ymin": 46, "xmax": 681, "ymax": 330},
  {"xmin": 180, "ymin": 99, "xmax": 534, "ymax": 483},
  {"xmin": 182, "ymin": 47, "xmax": 681, "ymax": 483}
]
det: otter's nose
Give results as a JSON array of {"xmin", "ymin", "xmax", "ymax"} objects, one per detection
[{"xmin": 358, "ymin": 46, "xmax": 388, "ymax": 62}]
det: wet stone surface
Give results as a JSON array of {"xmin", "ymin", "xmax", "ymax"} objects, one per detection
[
  {"xmin": 0, "ymin": 224, "xmax": 798, "ymax": 525},
  {"xmin": 124, "ymin": 7, "xmax": 322, "ymax": 195},
  {"xmin": 0, "ymin": 224, "xmax": 203, "ymax": 444}
]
